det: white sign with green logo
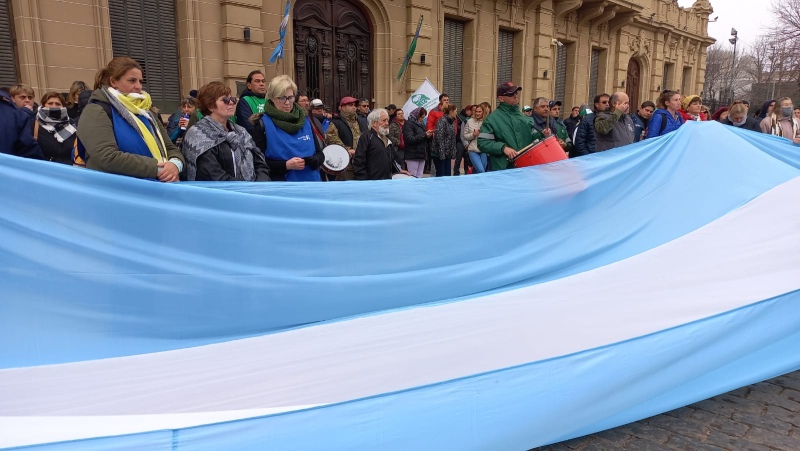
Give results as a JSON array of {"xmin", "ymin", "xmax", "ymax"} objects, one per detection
[{"xmin": 401, "ymin": 78, "xmax": 441, "ymax": 121}]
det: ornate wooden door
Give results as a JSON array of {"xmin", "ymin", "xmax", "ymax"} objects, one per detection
[
  {"xmin": 293, "ymin": 0, "xmax": 372, "ymax": 108},
  {"xmin": 626, "ymin": 58, "xmax": 641, "ymax": 111}
]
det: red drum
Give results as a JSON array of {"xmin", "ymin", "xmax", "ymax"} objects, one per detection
[{"xmin": 511, "ymin": 136, "xmax": 567, "ymax": 168}]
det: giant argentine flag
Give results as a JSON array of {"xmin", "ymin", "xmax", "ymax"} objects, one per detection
[{"xmin": 1, "ymin": 121, "xmax": 799, "ymax": 449}]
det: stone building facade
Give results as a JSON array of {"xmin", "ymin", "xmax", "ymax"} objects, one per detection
[{"xmin": 1, "ymin": 0, "xmax": 714, "ymax": 113}]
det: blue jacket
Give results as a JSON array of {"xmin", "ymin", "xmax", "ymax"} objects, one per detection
[
  {"xmin": 572, "ymin": 113, "xmax": 597, "ymax": 157},
  {"xmin": 646, "ymin": 109, "xmax": 684, "ymax": 139},
  {"xmin": 0, "ymin": 91, "xmax": 43, "ymax": 159},
  {"xmin": 631, "ymin": 114, "xmax": 648, "ymax": 142}
]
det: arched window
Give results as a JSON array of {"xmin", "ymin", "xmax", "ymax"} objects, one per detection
[
  {"xmin": 108, "ymin": 0, "xmax": 181, "ymax": 112},
  {"xmin": 0, "ymin": 0, "xmax": 18, "ymax": 88}
]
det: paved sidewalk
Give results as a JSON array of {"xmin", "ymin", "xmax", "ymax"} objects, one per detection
[{"xmin": 535, "ymin": 370, "xmax": 800, "ymax": 451}]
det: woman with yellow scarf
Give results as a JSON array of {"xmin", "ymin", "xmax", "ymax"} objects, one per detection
[{"xmin": 77, "ymin": 57, "xmax": 184, "ymax": 181}]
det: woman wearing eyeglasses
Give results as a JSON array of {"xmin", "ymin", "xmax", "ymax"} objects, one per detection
[
  {"xmin": 77, "ymin": 57, "xmax": 184, "ymax": 181},
  {"xmin": 251, "ymin": 75, "xmax": 324, "ymax": 181},
  {"xmin": 181, "ymin": 82, "xmax": 270, "ymax": 181}
]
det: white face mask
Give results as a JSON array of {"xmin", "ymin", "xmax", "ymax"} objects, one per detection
[{"xmin": 731, "ymin": 117, "xmax": 747, "ymax": 126}]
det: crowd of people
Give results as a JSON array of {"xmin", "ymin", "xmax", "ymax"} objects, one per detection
[{"xmin": 2, "ymin": 55, "xmax": 800, "ymax": 184}]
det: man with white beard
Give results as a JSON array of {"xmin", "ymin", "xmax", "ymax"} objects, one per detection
[{"xmin": 353, "ymin": 108, "xmax": 409, "ymax": 180}]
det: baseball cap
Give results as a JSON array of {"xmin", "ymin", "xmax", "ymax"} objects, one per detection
[
  {"xmin": 310, "ymin": 98, "xmax": 324, "ymax": 108},
  {"xmin": 548, "ymin": 100, "xmax": 562, "ymax": 109},
  {"xmin": 496, "ymin": 82, "xmax": 522, "ymax": 97},
  {"xmin": 522, "ymin": 105, "xmax": 532, "ymax": 111},
  {"xmin": 339, "ymin": 96, "xmax": 358, "ymax": 106},
  {"xmin": 578, "ymin": 103, "xmax": 593, "ymax": 117}
]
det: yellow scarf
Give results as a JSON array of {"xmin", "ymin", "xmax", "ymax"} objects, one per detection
[{"xmin": 106, "ymin": 87, "xmax": 167, "ymax": 162}]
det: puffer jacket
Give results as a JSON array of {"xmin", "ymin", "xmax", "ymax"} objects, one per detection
[
  {"xmin": 572, "ymin": 113, "xmax": 597, "ymax": 157},
  {"xmin": 477, "ymin": 102, "xmax": 537, "ymax": 170},
  {"xmin": 402, "ymin": 118, "xmax": 427, "ymax": 161},
  {"xmin": 462, "ymin": 117, "xmax": 483, "ymax": 152}
]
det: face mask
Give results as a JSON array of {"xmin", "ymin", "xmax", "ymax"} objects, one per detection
[
  {"xmin": 732, "ymin": 118, "xmax": 747, "ymax": 127},
  {"xmin": 781, "ymin": 106, "xmax": 794, "ymax": 117}
]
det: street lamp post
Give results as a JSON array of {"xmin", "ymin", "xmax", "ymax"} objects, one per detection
[{"xmin": 728, "ymin": 28, "xmax": 739, "ymax": 103}]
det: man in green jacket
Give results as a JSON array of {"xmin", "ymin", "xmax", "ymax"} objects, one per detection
[
  {"xmin": 477, "ymin": 82, "xmax": 544, "ymax": 170},
  {"xmin": 549, "ymin": 100, "xmax": 573, "ymax": 155}
]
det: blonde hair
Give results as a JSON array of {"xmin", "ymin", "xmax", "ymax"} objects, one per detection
[
  {"xmin": 9, "ymin": 84, "xmax": 34, "ymax": 98},
  {"xmin": 729, "ymin": 101, "xmax": 747, "ymax": 117},
  {"xmin": 67, "ymin": 81, "xmax": 88, "ymax": 107},
  {"xmin": 266, "ymin": 75, "xmax": 298, "ymax": 100}
]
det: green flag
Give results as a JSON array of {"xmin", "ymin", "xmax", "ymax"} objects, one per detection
[{"xmin": 397, "ymin": 15, "xmax": 423, "ymax": 82}]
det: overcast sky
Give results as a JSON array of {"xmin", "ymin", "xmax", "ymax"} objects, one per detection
[{"xmin": 677, "ymin": 0, "xmax": 773, "ymax": 49}]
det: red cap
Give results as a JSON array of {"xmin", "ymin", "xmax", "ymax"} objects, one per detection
[
  {"xmin": 339, "ymin": 96, "xmax": 358, "ymax": 107},
  {"xmin": 496, "ymin": 82, "xmax": 522, "ymax": 98}
]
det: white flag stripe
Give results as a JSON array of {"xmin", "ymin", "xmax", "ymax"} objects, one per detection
[{"xmin": 2, "ymin": 177, "xmax": 798, "ymax": 442}]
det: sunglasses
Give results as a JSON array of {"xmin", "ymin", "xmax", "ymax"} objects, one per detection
[{"xmin": 220, "ymin": 96, "xmax": 238, "ymax": 105}]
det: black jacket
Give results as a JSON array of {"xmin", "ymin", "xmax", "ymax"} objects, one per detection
[
  {"xmin": 354, "ymin": 129, "xmax": 402, "ymax": 180},
  {"xmin": 723, "ymin": 117, "xmax": 762, "ymax": 133},
  {"xmin": 36, "ymin": 125, "xmax": 76, "ymax": 164},
  {"xmin": 194, "ymin": 141, "xmax": 271, "ymax": 181},
  {"xmin": 252, "ymin": 115, "xmax": 325, "ymax": 181},
  {"xmin": 564, "ymin": 115, "xmax": 580, "ymax": 141},
  {"xmin": 402, "ymin": 119, "xmax": 428, "ymax": 161}
]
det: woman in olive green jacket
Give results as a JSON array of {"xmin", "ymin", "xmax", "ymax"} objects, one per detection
[{"xmin": 77, "ymin": 57, "xmax": 184, "ymax": 181}]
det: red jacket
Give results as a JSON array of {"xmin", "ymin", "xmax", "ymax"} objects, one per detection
[
  {"xmin": 678, "ymin": 110, "xmax": 708, "ymax": 122},
  {"xmin": 427, "ymin": 106, "xmax": 458, "ymax": 134}
]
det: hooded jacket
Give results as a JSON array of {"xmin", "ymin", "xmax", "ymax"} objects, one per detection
[{"xmin": 757, "ymin": 100, "xmax": 775, "ymax": 122}]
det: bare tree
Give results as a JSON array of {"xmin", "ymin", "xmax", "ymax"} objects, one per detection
[
  {"xmin": 771, "ymin": 0, "xmax": 800, "ymax": 40},
  {"xmin": 744, "ymin": 30, "xmax": 800, "ymax": 102},
  {"xmin": 703, "ymin": 44, "xmax": 753, "ymax": 104}
]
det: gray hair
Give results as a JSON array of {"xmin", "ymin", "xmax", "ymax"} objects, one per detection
[
  {"xmin": 367, "ymin": 108, "xmax": 388, "ymax": 126},
  {"xmin": 533, "ymin": 97, "xmax": 549, "ymax": 108}
]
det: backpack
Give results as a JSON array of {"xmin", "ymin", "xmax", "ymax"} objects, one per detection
[
  {"xmin": 72, "ymin": 99, "xmax": 112, "ymax": 167},
  {"xmin": 650, "ymin": 110, "xmax": 683, "ymax": 138}
]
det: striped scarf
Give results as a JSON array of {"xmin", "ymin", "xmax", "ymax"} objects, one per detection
[
  {"xmin": 103, "ymin": 87, "xmax": 168, "ymax": 162},
  {"xmin": 767, "ymin": 114, "xmax": 800, "ymax": 139}
]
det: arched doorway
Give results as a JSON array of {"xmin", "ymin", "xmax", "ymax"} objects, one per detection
[
  {"xmin": 626, "ymin": 58, "xmax": 641, "ymax": 111},
  {"xmin": 293, "ymin": 0, "xmax": 372, "ymax": 108}
]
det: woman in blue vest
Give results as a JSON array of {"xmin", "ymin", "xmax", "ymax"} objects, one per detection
[
  {"xmin": 77, "ymin": 57, "xmax": 184, "ymax": 181},
  {"xmin": 251, "ymin": 75, "xmax": 324, "ymax": 181}
]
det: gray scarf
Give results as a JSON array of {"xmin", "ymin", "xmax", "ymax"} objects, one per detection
[{"xmin": 182, "ymin": 116, "xmax": 257, "ymax": 181}]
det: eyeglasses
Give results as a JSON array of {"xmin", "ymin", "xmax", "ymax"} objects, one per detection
[
  {"xmin": 276, "ymin": 95, "xmax": 296, "ymax": 104},
  {"xmin": 220, "ymin": 96, "xmax": 238, "ymax": 105}
]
